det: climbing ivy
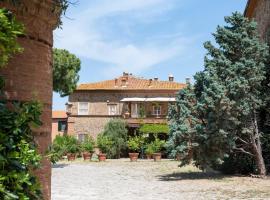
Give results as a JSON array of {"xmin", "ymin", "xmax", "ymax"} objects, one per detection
[
  {"xmin": 0, "ymin": 8, "xmax": 43, "ymax": 199},
  {"xmin": 0, "ymin": 8, "xmax": 23, "ymax": 68}
]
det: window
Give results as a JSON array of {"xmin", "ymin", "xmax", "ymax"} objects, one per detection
[
  {"xmin": 78, "ymin": 102, "xmax": 89, "ymax": 115},
  {"xmin": 131, "ymin": 103, "xmax": 138, "ymax": 118},
  {"xmin": 58, "ymin": 121, "xmax": 67, "ymax": 132},
  {"xmin": 153, "ymin": 105, "xmax": 161, "ymax": 117},
  {"xmin": 108, "ymin": 104, "xmax": 117, "ymax": 115},
  {"xmin": 77, "ymin": 134, "xmax": 88, "ymax": 142}
]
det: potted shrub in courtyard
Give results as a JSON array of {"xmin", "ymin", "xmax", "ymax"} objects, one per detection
[
  {"xmin": 97, "ymin": 133, "xmax": 113, "ymax": 161},
  {"xmin": 151, "ymin": 139, "xmax": 165, "ymax": 161},
  {"xmin": 81, "ymin": 135, "xmax": 95, "ymax": 160},
  {"xmin": 145, "ymin": 143, "xmax": 154, "ymax": 159},
  {"xmin": 66, "ymin": 136, "xmax": 81, "ymax": 161},
  {"xmin": 128, "ymin": 136, "xmax": 143, "ymax": 162}
]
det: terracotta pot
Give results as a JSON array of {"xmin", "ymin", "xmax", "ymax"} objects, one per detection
[
  {"xmin": 98, "ymin": 153, "xmax": 106, "ymax": 162},
  {"xmin": 146, "ymin": 154, "xmax": 152, "ymax": 159},
  {"xmin": 153, "ymin": 153, "xmax": 162, "ymax": 161},
  {"xmin": 67, "ymin": 153, "xmax": 76, "ymax": 161},
  {"xmin": 129, "ymin": 153, "xmax": 139, "ymax": 162},
  {"xmin": 83, "ymin": 152, "xmax": 92, "ymax": 160}
]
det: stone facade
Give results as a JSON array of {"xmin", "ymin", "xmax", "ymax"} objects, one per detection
[
  {"xmin": 68, "ymin": 90, "xmax": 178, "ymax": 139},
  {"xmin": 0, "ymin": 1, "xmax": 59, "ymax": 199}
]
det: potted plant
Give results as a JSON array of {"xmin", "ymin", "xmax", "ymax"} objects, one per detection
[
  {"xmin": 66, "ymin": 137, "xmax": 80, "ymax": 161},
  {"xmin": 97, "ymin": 133, "xmax": 112, "ymax": 161},
  {"xmin": 145, "ymin": 143, "xmax": 154, "ymax": 159},
  {"xmin": 151, "ymin": 139, "xmax": 165, "ymax": 161},
  {"xmin": 81, "ymin": 135, "xmax": 95, "ymax": 160},
  {"xmin": 127, "ymin": 136, "xmax": 142, "ymax": 162}
]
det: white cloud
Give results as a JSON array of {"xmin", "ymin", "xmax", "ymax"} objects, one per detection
[{"xmin": 54, "ymin": 0, "xmax": 191, "ymax": 77}]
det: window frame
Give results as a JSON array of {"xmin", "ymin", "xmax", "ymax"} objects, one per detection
[
  {"xmin": 152, "ymin": 105, "xmax": 161, "ymax": 117},
  {"xmin": 57, "ymin": 120, "xmax": 67, "ymax": 132},
  {"xmin": 77, "ymin": 133, "xmax": 88, "ymax": 143},
  {"xmin": 78, "ymin": 102, "xmax": 89, "ymax": 115},
  {"xmin": 108, "ymin": 104, "xmax": 118, "ymax": 116}
]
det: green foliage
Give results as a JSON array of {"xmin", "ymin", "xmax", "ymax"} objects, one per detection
[
  {"xmin": 139, "ymin": 124, "xmax": 169, "ymax": 135},
  {"xmin": 53, "ymin": 48, "xmax": 81, "ymax": 97},
  {"xmin": 168, "ymin": 12, "xmax": 269, "ymax": 173},
  {"xmin": 1, "ymin": 0, "xmax": 71, "ymax": 28},
  {"xmin": 96, "ymin": 133, "xmax": 113, "ymax": 155},
  {"xmin": 47, "ymin": 135, "xmax": 80, "ymax": 163},
  {"xmin": 0, "ymin": 8, "xmax": 23, "ymax": 68},
  {"xmin": 0, "ymin": 101, "xmax": 43, "ymax": 199},
  {"xmin": 151, "ymin": 138, "xmax": 165, "ymax": 153},
  {"xmin": 127, "ymin": 136, "xmax": 144, "ymax": 152},
  {"xmin": 102, "ymin": 119, "xmax": 128, "ymax": 158},
  {"xmin": 81, "ymin": 135, "xmax": 95, "ymax": 153},
  {"xmin": 145, "ymin": 143, "xmax": 154, "ymax": 155}
]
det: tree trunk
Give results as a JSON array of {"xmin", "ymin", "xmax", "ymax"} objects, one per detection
[{"xmin": 251, "ymin": 112, "xmax": 267, "ymax": 176}]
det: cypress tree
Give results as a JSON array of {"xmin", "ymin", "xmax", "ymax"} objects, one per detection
[{"xmin": 169, "ymin": 12, "xmax": 269, "ymax": 176}]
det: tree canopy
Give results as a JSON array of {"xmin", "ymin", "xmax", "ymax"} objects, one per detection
[
  {"xmin": 168, "ymin": 12, "xmax": 269, "ymax": 176},
  {"xmin": 53, "ymin": 48, "xmax": 81, "ymax": 97}
]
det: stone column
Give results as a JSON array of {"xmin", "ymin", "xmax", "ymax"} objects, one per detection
[{"xmin": 0, "ymin": 1, "xmax": 58, "ymax": 199}]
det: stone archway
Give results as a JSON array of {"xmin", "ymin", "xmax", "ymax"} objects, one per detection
[{"xmin": 0, "ymin": 1, "xmax": 59, "ymax": 199}]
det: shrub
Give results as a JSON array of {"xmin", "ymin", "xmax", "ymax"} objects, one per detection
[
  {"xmin": 151, "ymin": 139, "xmax": 165, "ymax": 153},
  {"xmin": 145, "ymin": 143, "xmax": 154, "ymax": 155},
  {"xmin": 127, "ymin": 136, "xmax": 143, "ymax": 153},
  {"xmin": 81, "ymin": 135, "xmax": 95, "ymax": 153},
  {"xmin": 102, "ymin": 119, "xmax": 128, "ymax": 158},
  {"xmin": 47, "ymin": 135, "xmax": 80, "ymax": 163},
  {"xmin": 97, "ymin": 133, "xmax": 113, "ymax": 156}
]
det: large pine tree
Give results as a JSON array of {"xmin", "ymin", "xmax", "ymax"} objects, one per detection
[{"xmin": 168, "ymin": 12, "xmax": 269, "ymax": 176}]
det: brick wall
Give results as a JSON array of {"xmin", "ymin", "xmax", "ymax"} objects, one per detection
[
  {"xmin": 0, "ymin": 1, "xmax": 58, "ymax": 199},
  {"xmin": 251, "ymin": 0, "xmax": 270, "ymax": 41}
]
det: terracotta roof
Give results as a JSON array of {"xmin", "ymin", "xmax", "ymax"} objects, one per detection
[
  {"xmin": 77, "ymin": 74, "xmax": 186, "ymax": 91},
  {"xmin": 52, "ymin": 111, "xmax": 67, "ymax": 119}
]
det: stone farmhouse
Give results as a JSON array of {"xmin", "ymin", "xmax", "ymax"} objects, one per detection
[{"xmin": 65, "ymin": 73, "xmax": 186, "ymax": 140}]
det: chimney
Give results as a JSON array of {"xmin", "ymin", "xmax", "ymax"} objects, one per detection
[
  {"xmin": 168, "ymin": 74, "xmax": 174, "ymax": 82},
  {"xmin": 185, "ymin": 77, "xmax": 191, "ymax": 84},
  {"xmin": 114, "ymin": 78, "xmax": 118, "ymax": 87},
  {"xmin": 148, "ymin": 78, "xmax": 153, "ymax": 86},
  {"xmin": 123, "ymin": 72, "xmax": 129, "ymax": 77},
  {"xmin": 154, "ymin": 77, "xmax": 158, "ymax": 81}
]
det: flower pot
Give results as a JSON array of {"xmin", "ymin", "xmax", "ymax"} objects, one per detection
[
  {"xmin": 98, "ymin": 153, "xmax": 106, "ymax": 162},
  {"xmin": 67, "ymin": 153, "xmax": 76, "ymax": 161},
  {"xmin": 153, "ymin": 153, "xmax": 162, "ymax": 161},
  {"xmin": 129, "ymin": 153, "xmax": 139, "ymax": 162},
  {"xmin": 83, "ymin": 152, "xmax": 92, "ymax": 160},
  {"xmin": 146, "ymin": 154, "xmax": 152, "ymax": 159}
]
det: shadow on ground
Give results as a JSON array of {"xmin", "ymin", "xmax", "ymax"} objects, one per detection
[
  {"xmin": 157, "ymin": 171, "xmax": 229, "ymax": 181},
  {"xmin": 52, "ymin": 163, "xmax": 69, "ymax": 168}
]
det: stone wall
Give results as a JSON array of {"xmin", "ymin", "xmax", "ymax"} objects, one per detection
[
  {"xmin": 0, "ymin": 1, "xmax": 58, "ymax": 199},
  {"xmin": 68, "ymin": 90, "xmax": 177, "ymax": 138}
]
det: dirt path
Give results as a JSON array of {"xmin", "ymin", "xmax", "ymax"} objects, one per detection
[{"xmin": 52, "ymin": 159, "xmax": 270, "ymax": 200}]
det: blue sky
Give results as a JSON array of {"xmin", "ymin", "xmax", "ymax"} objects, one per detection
[{"xmin": 53, "ymin": 0, "xmax": 247, "ymax": 110}]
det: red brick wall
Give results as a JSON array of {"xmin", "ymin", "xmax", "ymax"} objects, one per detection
[{"xmin": 0, "ymin": 1, "xmax": 58, "ymax": 199}]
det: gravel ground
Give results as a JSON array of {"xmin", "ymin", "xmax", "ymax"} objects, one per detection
[{"xmin": 52, "ymin": 158, "xmax": 270, "ymax": 200}]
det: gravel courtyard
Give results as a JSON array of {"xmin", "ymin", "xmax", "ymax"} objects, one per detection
[{"xmin": 52, "ymin": 159, "xmax": 270, "ymax": 200}]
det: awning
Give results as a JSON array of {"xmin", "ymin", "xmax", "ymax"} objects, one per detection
[
  {"xmin": 120, "ymin": 97, "xmax": 146, "ymax": 102},
  {"xmin": 120, "ymin": 97, "xmax": 176, "ymax": 102},
  {"xmin": 145, "ymin": 97, "xmax": 176, "ymax": 102}
]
